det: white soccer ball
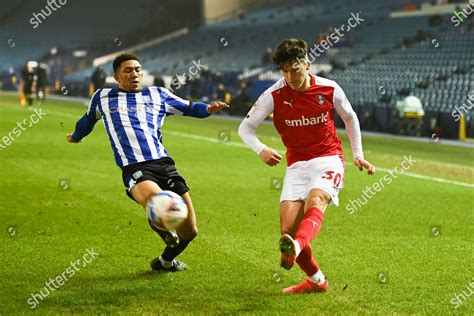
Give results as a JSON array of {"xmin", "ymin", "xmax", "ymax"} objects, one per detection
[{"xmin": 147, "ymin": 191, "xmax": 188, "ymax": 230}]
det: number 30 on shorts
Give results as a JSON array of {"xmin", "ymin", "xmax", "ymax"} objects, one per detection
[{"xmin": 321, "ymin": 171, "xmax": 343, "ymax": 188}]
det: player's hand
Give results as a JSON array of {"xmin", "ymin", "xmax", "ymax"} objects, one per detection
[
  {"xmin": 259, "ymin": 147, "xmax": 282, "ymax": 166},
  {"xmin": 66, "ymin": 133, "xmax": 80, "ymax": 143},
  {"xmin": 207, "ymin": 101, "xmax": 229, "ymax": 114},
  {"xmin": 353, "ymin": 157, "xmax": 375, "ymax": 175}
]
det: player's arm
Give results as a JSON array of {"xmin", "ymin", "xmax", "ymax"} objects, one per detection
[
  {"xmin": 238, "ymin": 92, "xmax": 282, "ymax": 166},
  {"xmin": 161, "ymin": 88, "xmax": 228, "ymax": 118},
  {"xmin": 333, "ymin": 84, "xmax": 375, "ymax": 175},
  {"xmin": 183, "ymin": 101, "xmax": 229, "ymax": 117},
  {"xmin": 67, "ymin": 89, "xmax": 102, "ymax": 143},
  {"xmin": 67, "ymin": 115, "xmax": 99, "ymax": 143}
]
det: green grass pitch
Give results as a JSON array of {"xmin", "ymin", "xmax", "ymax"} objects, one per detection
[{"xmin": 0, "ymin": 92, "xmax": 473, "ymax": 314}]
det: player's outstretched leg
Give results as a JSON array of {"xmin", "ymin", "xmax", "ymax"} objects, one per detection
[
  {"xmin": 148, "ymin": 219, "xmax": 179, "ymax": 248},
  {"xmin": 282, "ymin": 245, "xmax": 328, "ymax": 294},
  {"xmin": 279, "ymin": 234, "xmax": 298, "ymax": 270},
  {"xmin": 293, "ymin": 206, "xmax": 324, "ymax": 251},
  {"xmin": 150, "ymin": 192, "xmax": 198, "ymax": 272},
  {"xmin": 290, "ymin": 189, "xmax": 329, "ymax": 260},
  {"xmin": 150, "ymin": 236, "xmax": 193, "ymax": 272},
  {"xmin": 130, "ymin": 180, "xmax": 194, "ymax": 272},
  {"xmin": 279, "ymin": 201, "xmax": 304, "ymax": 270}
]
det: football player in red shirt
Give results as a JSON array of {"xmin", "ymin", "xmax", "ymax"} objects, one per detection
[{"xmin": 238, "ymin": 38, "xmax": 375, "ymax": 294}]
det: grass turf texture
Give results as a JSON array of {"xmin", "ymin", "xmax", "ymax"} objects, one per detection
[{"xmin": 0, "ymin": 93, "xmax": 473, "ymax": 314}]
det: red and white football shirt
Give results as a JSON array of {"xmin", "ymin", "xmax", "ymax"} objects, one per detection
[{"xmin": 242, "ymin": 74, "xmax": 363, "ymax": 166}]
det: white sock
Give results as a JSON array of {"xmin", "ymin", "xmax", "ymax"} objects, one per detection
[
  {"xmin": 309, "ymin": 269, "xmax": 326, "ymax": 285},
  {"xmin": 293, "ymin": 239, "xmax": 301, "ymax": 257},
  {"xmin": 159, "ymin": 256, "xmax": 172, "ymax": 268}
]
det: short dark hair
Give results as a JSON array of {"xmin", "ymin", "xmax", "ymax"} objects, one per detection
[
  {"xmin": 113, "ymin": 52, "xmax": 140, "ymax": 73},
  {"xmin": 272, "ymin": 38, "xmax": 308, "ymax": 68}
]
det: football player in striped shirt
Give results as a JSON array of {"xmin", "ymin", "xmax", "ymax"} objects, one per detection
[
  {"xmin": 67, "ymin": 53, "xmax": 228, "ymax": 272},
  {"xmin": 238, "ymin": 39, "xmax": 375, "ymax": 294}
]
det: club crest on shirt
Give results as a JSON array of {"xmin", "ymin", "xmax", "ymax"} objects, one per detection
[
  {"xmin": 143, "ymin": 95, "xmax": 152, "ymax": 106},
  {"xmin": 316, "ymin": 94, "xmax": 325, "ymax": 105}
]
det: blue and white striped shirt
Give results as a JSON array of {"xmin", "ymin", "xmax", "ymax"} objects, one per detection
[{"xmin": 83, "ymin": 86, "xmax": 209, "ymax": 168}]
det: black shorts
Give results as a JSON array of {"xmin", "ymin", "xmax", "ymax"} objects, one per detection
[{"xmin": 122, "ymin": 157, "xmax": 189, "ymax": 202}]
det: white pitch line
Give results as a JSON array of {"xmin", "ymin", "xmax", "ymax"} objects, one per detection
[
  {"xmin": 166, "ymin": 131, "xmax": 474, "ymax": 189},
  {"xmin": 167, "ymin": 131, "xmax": 245, "ymax": 147},
  {"xmin": 375, "ymin": 167, "xmax": 474, "ymax": 188},
  {"xmin": 44, "ymin": 109, "xmax": 78, "ymax": 118}
]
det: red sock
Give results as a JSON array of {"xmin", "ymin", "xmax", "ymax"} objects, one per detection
[
  {"xmin": 296, "ymin": 245, "xmax": 319, "ymax": 276},
  {"xmin": 294, "ymin": 207, "xmax": 324, "ymax": 251}
]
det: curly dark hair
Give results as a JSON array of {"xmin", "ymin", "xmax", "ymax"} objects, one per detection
[
  {"xmin": 112, "ymin": 52, "xmax": 140, "ymax": 73},
  {"xmin": 272, "ymin": 39, "xmax": 308, "ymax": 68}
]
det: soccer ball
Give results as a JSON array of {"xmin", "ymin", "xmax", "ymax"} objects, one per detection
[{"xmin": 147, "ymin": 191, "xmax": 188, "ymax": 230}]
